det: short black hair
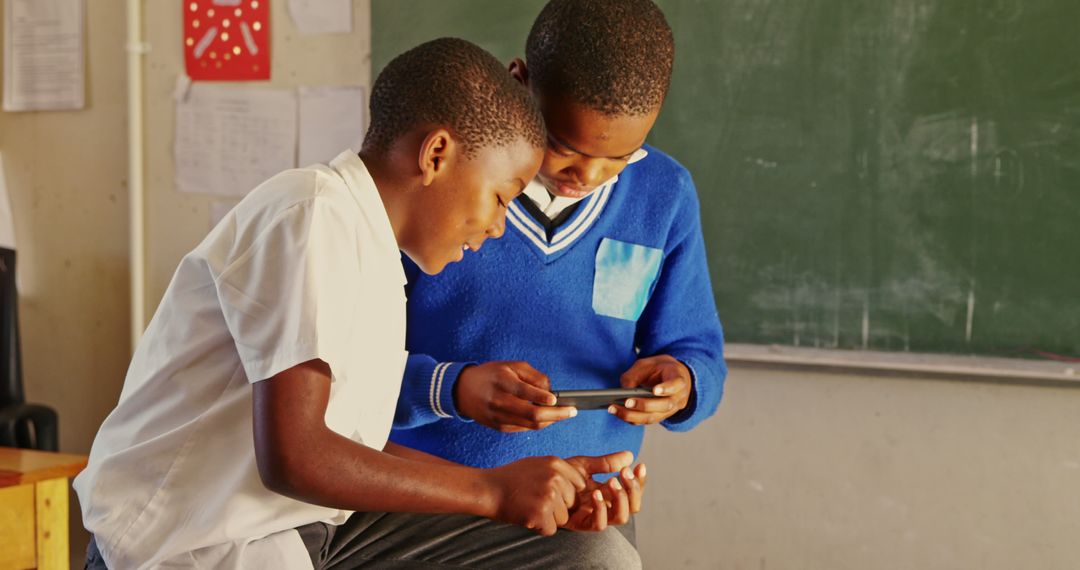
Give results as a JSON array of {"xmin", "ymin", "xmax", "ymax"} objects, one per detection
[
  {"xmin": 363, "ymin": 37, "xmax": 545, "ymax": 158},
  {"xmin": 526, "ymin": 0, "xmax": 674, "ymax": 116}
]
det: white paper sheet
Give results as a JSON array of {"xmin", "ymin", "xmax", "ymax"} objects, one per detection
[
  {"xmin": 0, "ymin": 152, "xmax": 15, "ymax": 249},
  {"xmin": 287, "ymin": 0, "xmax": 352, "ymax": 35},
  {"xmin": 175, "ymin": 83, "xmax": 298, "ymax": 197},
  {"xmin": 297, "ymin": 85, "xmax": 366, "ymax": 167},
  {"xmin": 2, "ymin": 0, "xmax": 85, "ymax": 112}
]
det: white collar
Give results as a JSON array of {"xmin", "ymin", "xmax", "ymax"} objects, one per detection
[
  {"xmin": 627, "ymin": 147, "xmax": 650, "ymax": 164},
  {"xmin": 522, "ymin": 148, "xmax": 648, "ymax": 218},
  {"xmin": 330, "ymin": 151, "xmax": 400, "ymax": 254}
]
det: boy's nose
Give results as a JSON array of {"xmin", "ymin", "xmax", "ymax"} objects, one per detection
[{"xmin": 575, "ymin": 158, "xmax": 607, "ymax": 188}]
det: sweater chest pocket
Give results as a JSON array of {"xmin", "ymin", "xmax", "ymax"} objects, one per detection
[{"xmin": 592, "ymin": 238, "xmax": 664, "ymax": 321}]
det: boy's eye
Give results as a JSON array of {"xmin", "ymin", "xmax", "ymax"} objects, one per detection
[{"xmin": 547, "ymin": 137, "xmax": 576, "ymax": 157}]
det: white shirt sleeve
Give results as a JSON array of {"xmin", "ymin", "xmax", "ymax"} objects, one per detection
[{"xmin": 214, "ymin": 197, "xmax": 361, "ymax": 383}]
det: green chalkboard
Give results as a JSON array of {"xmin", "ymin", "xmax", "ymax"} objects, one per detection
[{"xmin": 372, "ymin": 1, "xmax": 1080, "ymax": 357}]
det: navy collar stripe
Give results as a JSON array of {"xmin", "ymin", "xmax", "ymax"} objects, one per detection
[
  {"xmin": 551, "ymin": 184, "xmax": 606, "ymax": 245},
  {"xmin": 506, "ymin": 182, "xmax": 613, "ymax": 256}
]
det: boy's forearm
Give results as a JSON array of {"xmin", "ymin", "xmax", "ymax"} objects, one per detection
[
  {"xmin": 253, "ymin": 359, "xmax": 497, "ymax": 519},
  {"xmin": 262, "ymin": 425, "xmax": 497, "ymax": 518},
  {"xmin": 383, "ymin": 440, "xmax": 460, "ymax": 466}
]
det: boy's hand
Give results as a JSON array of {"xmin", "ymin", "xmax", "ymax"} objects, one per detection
[
  {"xmin": 611, "ymin": 355, "xmax": 692, "ymax": 425},
  {"xmin": 485, "ymin": 452, "xmax": 629, "ymax": 536},
  {"xmin": 563, "ymin": 462, "xmax": 648, "ymax": 532},
  {"xmin": 455, "ymin": 361, "xmax": 577, "ymax": 432}
]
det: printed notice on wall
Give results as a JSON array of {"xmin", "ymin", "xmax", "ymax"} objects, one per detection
[
  {"xmin": 175, "ymin": 83, "xmax": 297, "ymax": 197},
  {"xmin": 298, "ymin": 85, "xmax": 366, "ymax": 167},
  {"xmin": 2, "ymin": 0, "xmax": 86, "ymax": 112},
  {"xmin": 288, "ymin": 0, "xmax": 351, "ymax": 35}
]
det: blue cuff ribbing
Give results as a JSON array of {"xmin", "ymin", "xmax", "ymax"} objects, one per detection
[
  {"xmin": 430, "ymin": 361, "xmax": 474, "ymax": 422},
  {"xmin": 399, "ymin": 355, "xmax": 475, "ymax": 425}
]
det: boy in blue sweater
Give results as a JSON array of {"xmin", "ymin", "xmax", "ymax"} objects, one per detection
[{"xmin": 392, "ymin": 0, "xmax": 726, "ymax": 535}]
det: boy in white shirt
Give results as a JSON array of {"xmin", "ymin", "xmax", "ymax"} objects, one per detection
[{"xmin": 76, "ymin": 38, "xmax": 639, "ymax": 569}]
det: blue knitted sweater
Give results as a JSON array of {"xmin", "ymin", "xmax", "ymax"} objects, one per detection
[{"xmin": 390, "ymin": 145, "xmax": 726, "ymax": 467}]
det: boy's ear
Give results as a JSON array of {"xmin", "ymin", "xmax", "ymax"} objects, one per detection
[
  {"xmin": 417, "ymin": 128, "xmax": 455, "ymax": 187},
  {"xmin": 509, "ymin": 58, "xmax": 529, "ymax": 87}
]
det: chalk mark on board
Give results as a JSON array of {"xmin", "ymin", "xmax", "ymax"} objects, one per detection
[
  {"xmin": 862, "ymin": 297, "xmax": 870, "ymax": 349},
  {"xmin": 965, "ymin": 285, "xmax": 976, "ymax": 343},
  {"xmin": 992, "ymin": 148, "xmax": 1025, "ymax": 199},
  {"xmin": 967, "ymin": 117, "xmax": 978, "ymax": 344},
  {"xmin": 970, "ymin": 117, "xmax": 979, "ymax": 178}
]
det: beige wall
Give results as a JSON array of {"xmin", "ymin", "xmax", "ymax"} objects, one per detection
[
  {"xmin": 1, "ymin": 2, "xmax": 130, "ymax": 565},
  {"xmin": 0, "ymin": 0, "xmax": 130, "ymax": 461},
  {"xmin": 639, "ymin": 365, "xmax": 1080, "ymax": 570}
]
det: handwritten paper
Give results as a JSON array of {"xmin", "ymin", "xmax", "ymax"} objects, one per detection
[
  {"xmin": 288, "ymin": 0, "xmax": 352, "ymax": 35},
  {"xmin": 298, "ymin": 85, "xmax": 366, "ymax": 166},
  {"xmin": 175, "ymin": 83, "xmax": 297, "ymax": 197},
  {"xmin": 3, "ymin": 0, "xmax": 85, "ymax": 111}
]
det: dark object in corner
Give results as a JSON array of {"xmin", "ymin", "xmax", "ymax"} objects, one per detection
[{"xmin": 0, "ymin": 246, "xmax": 58, "ymax": 451}]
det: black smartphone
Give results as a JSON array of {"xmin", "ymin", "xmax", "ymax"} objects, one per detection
[{"xmin": 551, "ymin": 387, "xmax": 656, "ymax": 410}]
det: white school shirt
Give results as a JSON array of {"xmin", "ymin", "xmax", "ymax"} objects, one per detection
[{"xmin": 73, "ymin": 151, "xmax": 408, "ymax": 569}]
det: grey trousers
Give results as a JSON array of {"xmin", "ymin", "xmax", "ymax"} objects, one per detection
[
  {"xmin": 84, "ymin": 514, "xmax": 640, "ymax": 569},
  {"xmin": 298, "ymin": 512, "xmax": 641, "ymax": 569}
]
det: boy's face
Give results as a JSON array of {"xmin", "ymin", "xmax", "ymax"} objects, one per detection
[
  {"xmin": 410, "ymin": 136, "xmax": 542, "ymax": 275},
  {"xmin": 535, "ymin": 91, "xmax": 660, "ymax": 199}
]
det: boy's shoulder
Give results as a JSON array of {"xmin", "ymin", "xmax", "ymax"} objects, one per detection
[
  {"xmin": 241, "ymin": 165, "xmax": 350, "ymax": 218},
  {"xmin": 596, "ymin": 145, "xmax": 703, "ymax": 247},
  {"xmin": 226, "ymin": 165, "xmax": 360, "ymax": 236},
  {"xmin": 198, "ymin": 164, "xmax": 359, "ymax": 262},
  {"xmin": 623, "ymin": 144, "xmax": 696, "ymax": 197},
  {"xmin": 617, "ymin": 144, "xmax": 699, "ymax": 216}
]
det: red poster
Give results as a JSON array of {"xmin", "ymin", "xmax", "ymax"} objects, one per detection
[{"xmin": 184, "ymin": 0, "xmax": 270, "ymax": 81}]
